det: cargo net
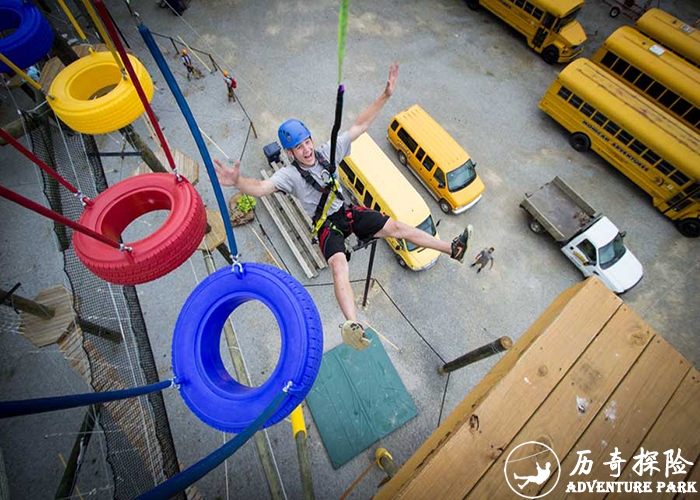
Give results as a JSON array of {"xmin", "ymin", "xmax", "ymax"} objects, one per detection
[{"xmin": 24, "ymin": 112, "xmax": 183, "ymax": 500}]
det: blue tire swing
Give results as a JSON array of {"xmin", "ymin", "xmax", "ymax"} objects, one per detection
[
  {"xmin": 136, "ymin": 26, "xmax": 323, "ymax": 433},
  {"xmin": 0, "ymin": 0, "xmax": 53, "ymax": 73}
]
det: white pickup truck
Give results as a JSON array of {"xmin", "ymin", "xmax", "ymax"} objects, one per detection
[{"xmin": 520, "ymin": 176, "xmax": 643, "ymax": 294}]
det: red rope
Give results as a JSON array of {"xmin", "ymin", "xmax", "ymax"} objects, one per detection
[
  {"xmin": 0, "ymin": 185, "xmax": 122, "ymax": 250},
  {"xmin": 0, "ymin": 129, "xmax": 93, "ymax": 206},
  {"xmin": 93, "ymin": 0, "xmax": 179, "ymax": 176}
]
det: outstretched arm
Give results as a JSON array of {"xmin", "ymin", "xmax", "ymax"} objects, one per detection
[
  {"xmin": 214, "ymin": 159, "xmax": 277, "ymax": 197},
  {"xmin": 347, "ymin": 62, "xmax": 399, "ymax": 142}
]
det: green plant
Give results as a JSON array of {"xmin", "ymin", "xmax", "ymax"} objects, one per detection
[{"xmin": 236, "ymin": 194, "xmax": 256, "ymax": 214}]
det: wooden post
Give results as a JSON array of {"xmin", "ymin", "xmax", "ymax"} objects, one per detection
[
  {"xmin": 201, "ymin": 251, "xmax": 284, "ymax": 500},
  {"xmin": 438, "ymin": 336, "xmax": 512, "ymax": 374},
  {"xmin": 55, "ymin": 405, "xmax": 100, "ymax": 499},
  {"xmin": 119, "ymin": 125, "xmax": 167, "ymax": 173},
  {"xmin": 376, "ymin": 448, "xmax": 399, "ymax": 479},
  {"xmin": 0, "ymin": 287, "xmax": 55, "ymax": 319},
  {"xmin": 295, "ymin": 431, "xmax": 315, "ymax": 500}
]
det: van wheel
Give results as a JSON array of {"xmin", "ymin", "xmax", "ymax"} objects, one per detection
[
  {"xmin": 542, "ymin": 46, "xmax": 559, "ymax": 65},
  {"xmin": 529, "ymin": 219, "xmax": 545, "ymax": 234},
  {"xmin": 676, "ymin": 218, "xmax": 700, "ymax": 238},
  {"xmin": 466, "ymin": 0, "xmax": 480, "ymax": 10},
  {"xmin": 569, "ymin": 132, "xmax": 591, "ymax": 152},
  {"xmin": 609, "ymin": 7, "xmax": 620, "ymax": 17},
  {"xmin": 396, "ymin": 255, "xmax": 408, "ymax": 268},
  {"xmin": 397, "ymin": 151, "xmax": 407, "ymax": 166},
  {"xmin": 439, "ymin": 199, "xmax": 452, "ymax": 214}
]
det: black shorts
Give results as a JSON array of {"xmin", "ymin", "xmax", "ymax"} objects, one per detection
[{"xmin": 317, "ymin": 205, "xmax": 389, "ymax": 261}]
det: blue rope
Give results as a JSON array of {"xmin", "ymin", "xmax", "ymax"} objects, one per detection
[
  {"xmin": 0, "ymin": 379, "xmax": 175, "ymax": 419},
  {"xmin": 138, "ymin": 23, "xmax": 239, "ymax": 259},
  {"xmin": 137, "ymin": 388, "xmax": 289, "ymax": 500}
]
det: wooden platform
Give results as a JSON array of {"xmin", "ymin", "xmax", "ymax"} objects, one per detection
[
  {"xmin": 258, "ymin": 159, "xmax": 327, "ymax": 279},
  {"xmin": 133, "ymin": 147, "xmax": 200, "ymax": 185},
  {"xmin": 377, "ymin": 277, "xmax": 699, "ymax": 499}
]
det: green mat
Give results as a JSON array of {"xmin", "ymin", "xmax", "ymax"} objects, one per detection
[{"xmin": 306, "ymin": 328, "xmax": 418, "ymax": 469}]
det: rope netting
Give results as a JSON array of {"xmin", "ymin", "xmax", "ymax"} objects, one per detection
[{"xmin": 24, "ymin": 111, "xmax": 184, "ymax": 500}]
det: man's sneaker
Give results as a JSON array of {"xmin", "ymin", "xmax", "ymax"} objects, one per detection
[
  {"xmin": 450, "ymin": 224, "xmax": 473, "ymax": 263},
  {"xmin": 341, "ymin": 321, "xmax": 372, "ymax": 351}
]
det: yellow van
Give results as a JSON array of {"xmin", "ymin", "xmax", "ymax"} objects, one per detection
[
  {"xmin": 467, "ymin": 0, "xmax": 586, "ymax": 64},
  {"xmin": 338, "ymin": 133, "xmax": 441, "ymax": 271},
  {"xmin": 387, "ymin": 104, "xmax": 485, "ymax": 214}
]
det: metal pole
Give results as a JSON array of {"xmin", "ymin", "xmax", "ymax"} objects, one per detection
[
  {"xmin": 362, "ymin": 240, "xmax": 377, "ymax": 308},
  {"xmin": 438, "ymin": 336, "xmax": 512, "ymax": 374},
  {"xmin": 55, "ymin": 405, "xmax": 100, "ymax": 499},
  {"xmin": 201, "ymin": 251, "xmax": 284, "ymax": 500}
]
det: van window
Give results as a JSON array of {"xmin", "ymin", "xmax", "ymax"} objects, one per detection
[
  {"xmin": 339, "ymin": 160, "xmax": 355, "ymax": 184},
  {"xmin": 364, "ymin": 191, "xmax": 374, "ymax": 208},
  {"xmin": 397, "ymin": 128, "xmax": 418, "ymax": 153},
  {"xmin": 405, "ymin": 216, "xmax": 437, "ymax": 251},
  {"xmin": 416, "ymin": 148, "xmax": 425, "ymax": 162},
  {"xmin": 355, "ymin": 177, "xmax": 365, "ymax": 195},
  {"xmin": 390, "ymin": 120, "xmax": 399, "ymax": 131},
  {"xmin": 433, "ymin": 168, "xmax": 446, "ymax": 187},
  {"xmin": 423, "ymin": 156, "xmax": 434, "ymax": 172},
  {"xmin": 446, "ymin": 159, "xmax": 477, "ymax": 192},
  {"xmin": 577, "ymin": 240, "xmax": 597, "ymax": 263},
  {"xmin": 373, "ymin": 202, "xmax": 382, "ymax": 213}
]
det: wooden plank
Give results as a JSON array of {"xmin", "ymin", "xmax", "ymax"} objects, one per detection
[
  {"xmin": 470, "ymin": 304, "xmax": 654, "ymax": 499},
  {"xmin": 261, "ymin": 170, "xmax": 326, "ymax": 269},
  {"xmin": 543, "ymin": 335, "xmax": 691, "ymax": 499},
  {"xmin": 258, "ymin": 191, "xmax": 316, "ymax": 279},
  {"xmin": 678, "ymin": 461, "xmax": 700, "ymax": 500},
  {"xmin": 384, "ymin": 278, "xmax": 622, "ymax": 500},
  {"xmin": 20, "ymin": 285, "xmax": 75, "ymax": 348},
  {"xmin": 609, "ymin": 369, "xmax": 700, "ymax": 499},
  {"xmin": 198, "ymin": 209, "xmax": 226, "ymax": 251}
]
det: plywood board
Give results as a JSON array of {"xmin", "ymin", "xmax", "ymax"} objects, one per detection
[
  {"xmin": 387, "ymin": 278, "xmax": 622, "ymax": 500},
  {"xmin": 470, "ymin": 304, "xmax": 654, "ymax": 499}
]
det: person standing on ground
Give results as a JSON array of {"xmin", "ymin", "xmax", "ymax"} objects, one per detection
[
  {"xmin": 471, "ymin": 247, "xmax": 495, "ymax": 273},
  {"xmin": 223, "ymin": 71, "xmax": 237, "ymax": 102},
  {"xmin": 181, "ymin": 49, "xmax": 194, "ymax": 80},
  {"xmin": 214, "ymin": 63, "xmax": 473, "ymax": 350}
]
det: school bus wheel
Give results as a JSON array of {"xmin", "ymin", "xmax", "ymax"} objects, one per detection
[
  {"xmin": 609, "ymin": 7, "xmax": 621, "ymax": 18},
  {"xmin": 396, "ymin": 255, "xmax": 408, "ymax": 268},
  {"xmin": 466, "ymin": 0, "xmax": 479, "ymax": 11},
  {"xmin": 569, "ymin": 132, "xmax": 591, "ymax": 152},
  {"xmin": 529, "ymin": 218, "xmax": 545, "ymax": 234},
  {"xmin": 397, "ymin": 150, "xmax": 407, "ymax": 166},
  {"xmin": 676, "ymin": 218, "xmax": 700, "ymax": 238},
  {"xmin": 542, "ymin": 46, "xmax": 559, "ymax": 65},
  {"xmin": 439, "ymin": 199, "xmax": 452, "ymax": 214}
]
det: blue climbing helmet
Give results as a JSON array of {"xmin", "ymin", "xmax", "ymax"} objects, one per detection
[{"xmin": 278, "ymin": 119, "xmax": 311, "ymax": 150}]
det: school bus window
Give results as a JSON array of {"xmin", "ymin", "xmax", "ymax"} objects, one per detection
[
  {"xmin": 524, "ymin": 2, "xmax": 534, "ymax": 15},
  {"xmin": 533, "ymin": 7, "xmax": 543, "ymax": 19},
  {"xmin": 542, "ymin": 13, "xmax": 555, "ymax": 29},
  {"xmin": 423, "ymin": 156, "xmax": 434, "ymax": 172},
  {"xmin": 617, "ymin": 130, "xmax": 633, "ymax": 145},
  {"xmin": 642, "ymin": 150, "xmax": 660, "ymax": 165},
  {"xmin": 340, "ymin": 160, "xmax": 356, "ymax": 184},
  {"xmin": 581, "ymin": 103, "xmax": 595, "ymax": 117},
  {"xmin": 558, "ymin": 86, "xmax": 572, "ymax": 100},
  {"xmin": 604, "ymin": 121, "xmax": 620, "ymax": 135},
  {"xmin": 515, "ymin": 0, "xmax": 524, "ymax": 8},
  {"xmin": 355, "ymin": 177, "xmax": 365, "ymax": 195},
  {"xmin": 364, "ymin": 191, "xmax": 373, "ymax": 208},
  {"xmin": 635, "ymin": 74, "xmax": 653, "ymax": 91},
  {"xmin": 630, "ymin": 140, "xmax": 647, "ymax": 155},
  {"xmin": 416, "ymin": 148, "xmax": 425, "ymax": 162},
  {"xmin": 434, "ymin": 168, "xmax": 446, "ymax": 187},
  {"xmin": 397, "ymin": 128, "xmax": 418, "ymax": 153},
  {"xmin": 670, "ymin": 170, "xmax": 690, "ymax": 187},
  {"xmin": 656, "ymin": 161, "xmax": 674, "ymax": 175},
  {"xmin": 647, "ymin": 82, "xmax": 665, "ymax": 99},
  {"xmin": 686, "ymin": 108, "xmax": 700, "ymax": 125},
  {"xmin": 569, "ymin": 94, "xmax": 584, "ymax": 108},
  {"xmin": 612, "ymin": 58, "xmax": 629, "ymax": 75},
  {"xmin": 623, "ymin": 66, "xmax": 641, "ymax": 83},
  {"xmin": 659, "ymin": 90, "xmax": 679, "ymax": 107},
  {"xmin": 592, "ymin": 111, "xmax": 608, "ymax": 126},
  {"xmin": 671, "ymin": 99, "xmax": 691, "ymax": 115},
  {"xmin": 390, "ymin": 120, "xmax": 399, "ymax": 131}
]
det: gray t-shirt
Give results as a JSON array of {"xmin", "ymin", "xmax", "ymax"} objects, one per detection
[
  {"xmin": 478, "ymin": 248, "xmax": 494, "ymax": 265},
  {"xmin": 269, "ymin": 132, "xmax": 351, "ymax": 218}
]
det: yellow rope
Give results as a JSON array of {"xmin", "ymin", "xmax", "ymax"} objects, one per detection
[
  {"xmin": 0, "ymin": 53, "xmax": 42, "ymax": 91},
  {"xmin": 79, "ymin": 0, "xmax": 123, "ymax": 72},
  {"xmin": 56, "ymin": 0, "xmax": 88, "ymax": 42}
]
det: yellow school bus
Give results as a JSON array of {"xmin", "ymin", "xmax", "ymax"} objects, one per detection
[
  {"xmin": 636, "ymin": 8, "xmax": 700, "ymax": 69},
  {"xmin": 592, "ymin": 26, "xmax": 700, "ymax": 134},
  {"xmin": 466, "ymin": 0, "xmax": 586, "ymax": 64},
  {"xmin": 539, "ymin": 58, "xmax": 700, "ymax": 238}
]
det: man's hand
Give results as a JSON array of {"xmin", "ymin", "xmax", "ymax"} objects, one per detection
[
  {"xmin": 213, "ymin": 159, "xmax": 239, "ymax": 187},
  {"xmin": 384, "ymin": 62, "xmax": 399, "ymax": 98}
]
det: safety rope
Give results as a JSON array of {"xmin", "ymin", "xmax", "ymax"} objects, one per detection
[
  {"xmin": 56, "ymin": 0, "xmax": 91, "ymax": 51},
  {"xmin": 0, "ymin": 129, "xmax": 93, "ymax": 206},
  {"xmin": 0, "ymin": 185, "xmax": 127, "ymax": 251},
  {"xmin": 0, "ymin": 52, "xmax": 51, "ymax": 98},
  {"xmin": 79, "ymin": 0, "xmax": 124, "ymax": 76},
  {"xmin": 92, "ymin": 0, "xmax": 181, "ymax": 179}
]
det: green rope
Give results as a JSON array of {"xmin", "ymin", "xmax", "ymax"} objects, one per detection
[{"xmin": 337, "ymin": 0, "xmax": 349, "ymax": 84}]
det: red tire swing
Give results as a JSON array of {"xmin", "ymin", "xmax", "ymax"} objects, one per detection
[{"xmin": 72, "ymin": 173, "xmax": 206, "ymax": 285}]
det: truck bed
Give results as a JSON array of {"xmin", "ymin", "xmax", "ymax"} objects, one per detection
[{"xmin": 521, "ymin": 176, "xmax": 598, "ymax": 242}]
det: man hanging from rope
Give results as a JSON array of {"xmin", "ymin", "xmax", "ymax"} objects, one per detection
[{"xmin": 214, "ymin": 63, "xmax": 472, "ymax": 350}]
